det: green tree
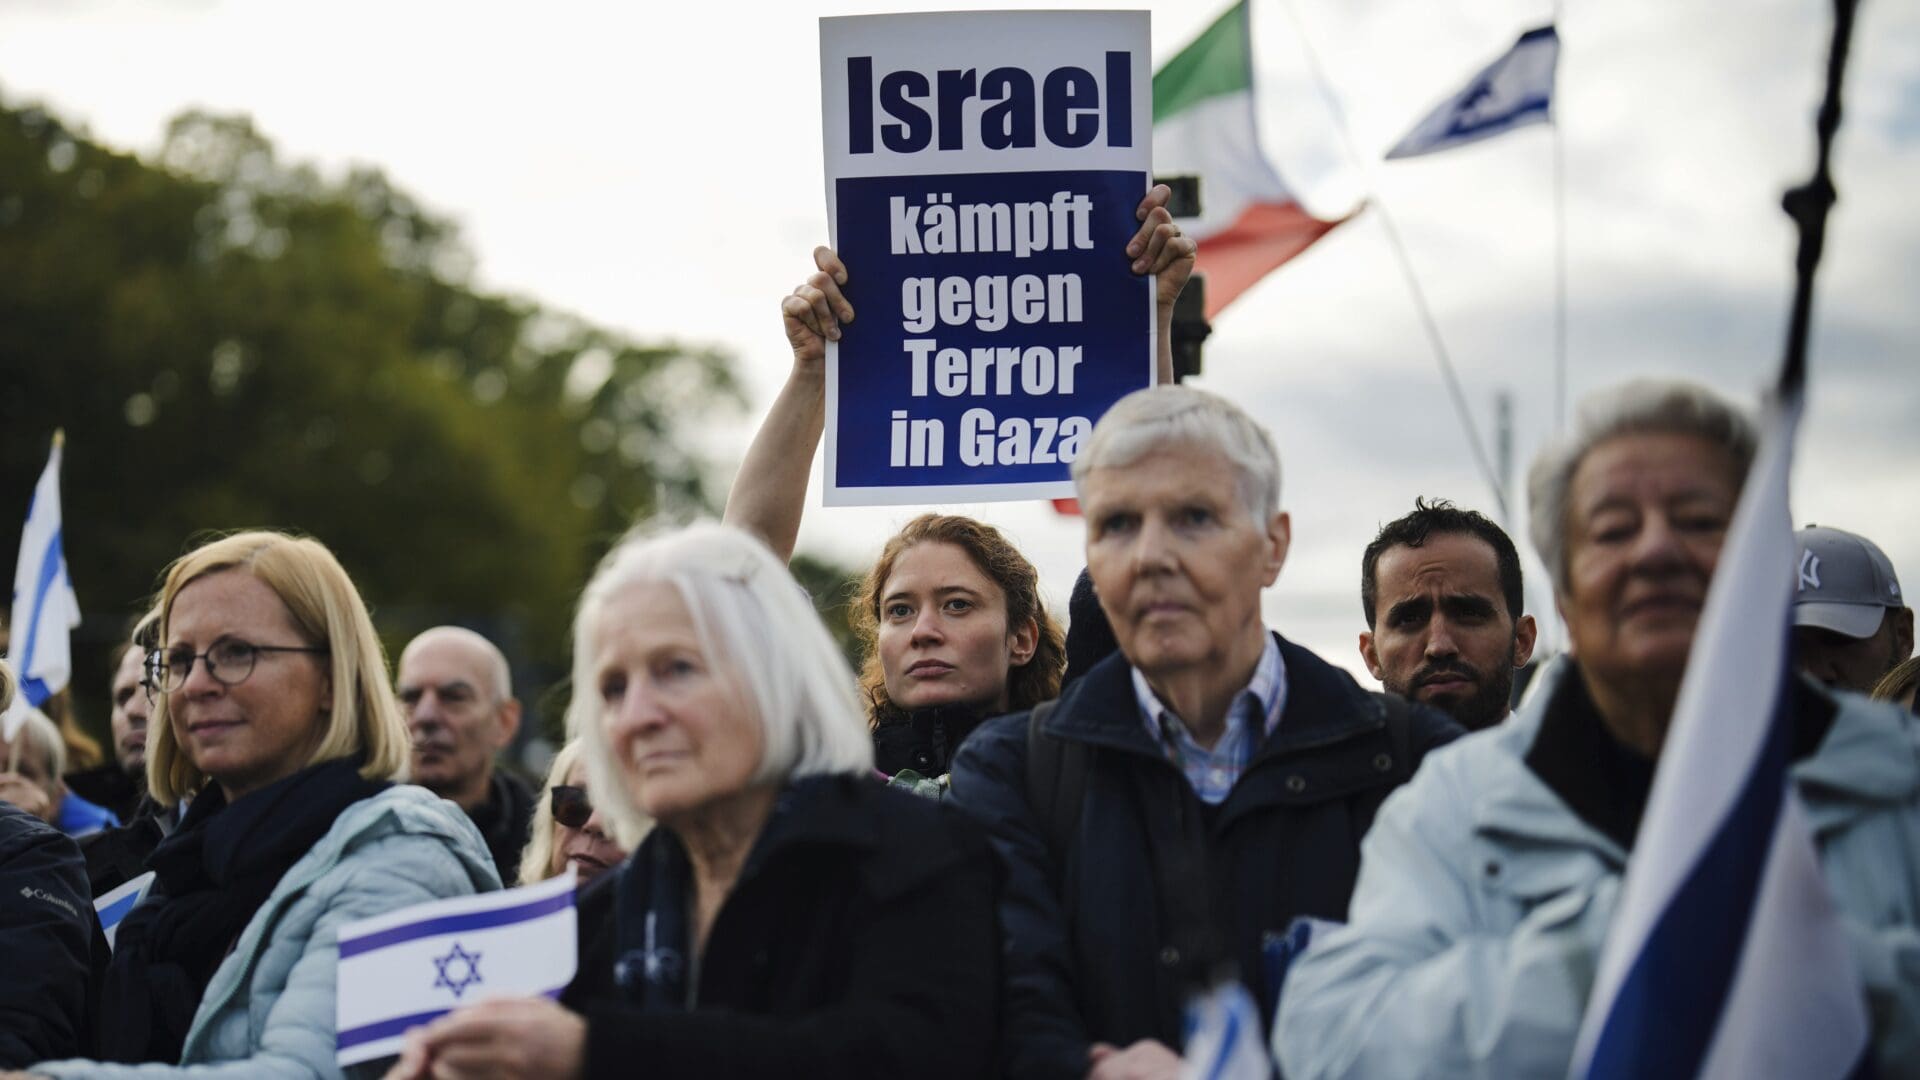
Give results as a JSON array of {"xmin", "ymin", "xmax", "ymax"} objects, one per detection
[{"xmin": 0, "ymin": 100, "xmax": 849, "ymax": 746}]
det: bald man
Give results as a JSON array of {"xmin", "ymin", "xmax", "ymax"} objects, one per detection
[{"xmin": 396, "ymin": 627, "xmax": 533, "ymax": 884}]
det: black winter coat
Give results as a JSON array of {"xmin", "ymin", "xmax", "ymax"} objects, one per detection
[
  {"xmin": 0, "ymin": 802, "xmax": 98, "ymax": 1067},
  {"xmin": 563, "ymin": 775, "xmax": 999, "ymax": 1079},
  {"xmin": 949, "ymin": 634, "xmax": 1462, "ymax": 1079}
]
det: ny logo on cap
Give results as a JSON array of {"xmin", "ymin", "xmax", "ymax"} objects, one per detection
[{"xmin": 1798, "ymin": 550, "xmax": 1822, "ymax": 592}]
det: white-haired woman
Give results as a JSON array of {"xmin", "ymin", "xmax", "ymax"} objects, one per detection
[
  {"xmin": 517, "ymin": 740, "xmax": 628, "ymax": 887},
  {"xmin": 1275, "ymin": 380, "xmax": 1920, "ymax": 1077},
  {"xmin": 386, "ymin": 522, "xmax": 999, "ymax": 1080},
  {"xmin": 17, "ymin": 531, "xmax": 500, "ymax": 1079}
]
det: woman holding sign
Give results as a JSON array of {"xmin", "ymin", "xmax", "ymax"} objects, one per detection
[
  {"xmin": 20, "ymin": 532, "xmax": 500, "ymax": 1080},
  {"xmin": 725, "ymin": 185, "xmax": 1194, "ymax": 784},
  {"xmin": 382, "ymin": 522, "xmax": 999, "ymax": 1079}
]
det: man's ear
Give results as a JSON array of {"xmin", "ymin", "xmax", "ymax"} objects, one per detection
[
  {"xmin": 1358, "ymin": 631, "xmax": 1384, "ymax": 681},
  {"xmin": 1263, "ymin": 511, "xmax": 1291, "ymax": 587},
  {"xmin": 1513, "ymin": 614, "xmax": 1539, "ymax": 668},
  {"xmin": 496, "ymin": 699, "xmax": 523, "ymax": 750}
]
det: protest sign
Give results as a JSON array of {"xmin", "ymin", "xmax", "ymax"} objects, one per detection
[
  {"xmin": 335, "ymin": 870, "xmax": 578, "ymax": 1066},
  {"xmin": 819, "ymin": 11, "xmax": 1153, "ymax": 504}
]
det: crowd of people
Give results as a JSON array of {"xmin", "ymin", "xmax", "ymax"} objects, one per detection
[{"xmin": 1, "ymin": 189, "xmax": 1916, "ymax": 1079}]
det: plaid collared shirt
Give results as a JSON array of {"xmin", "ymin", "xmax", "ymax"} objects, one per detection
[{"xmin": 1131, "ymin": 632, "xmax": 1288, "ymax": 805}]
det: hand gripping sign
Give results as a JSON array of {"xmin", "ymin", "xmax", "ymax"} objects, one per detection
[{"xmin": 820, "ymin": 11, "xmax": 1153, "ymax": 505}]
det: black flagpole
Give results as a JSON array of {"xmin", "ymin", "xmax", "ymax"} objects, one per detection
[{"xmin": 1779, "ymin": 0, "xmax": 1863, "ymax": 398}]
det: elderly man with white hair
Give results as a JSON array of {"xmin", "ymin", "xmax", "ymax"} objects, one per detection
[
  {"xmin": 950, "ymin": 384, "xmax": 1462, "ymax": 1080},
  {"xmin": 1273, "ymin": 379, "xmax": 1920, "ymax": 1078}
]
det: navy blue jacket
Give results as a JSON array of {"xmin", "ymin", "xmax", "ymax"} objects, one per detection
[
  {"xmin": 0, "ymin": 802, "xmax": 97, "ymax": 1068},
  {"xmin": 949, "ymin": 634, "xmax": 1461, "ymax": 1079}
]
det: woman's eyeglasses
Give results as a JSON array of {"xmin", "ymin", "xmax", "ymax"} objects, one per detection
[
  {"xmin": 146, "ymin": 638, "xmax": 328, "ymax": 700},
  {"xmin": 551, "ymin": 785, "xmax": 594, "ymax": 829}
]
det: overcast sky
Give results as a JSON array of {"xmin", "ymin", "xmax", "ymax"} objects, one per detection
[{"xmin": 3, "ymin": 0, "xmax": 1914, "ymax": 682}]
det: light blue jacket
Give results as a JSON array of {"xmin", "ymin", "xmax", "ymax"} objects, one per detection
[
  {"xmin": 1273, "ymin": 663, "xmax": 1920, "ymax": 1079},
  {"xmin": 37, "ymin": 784, "xmax": 500, "ymax": 1079}
]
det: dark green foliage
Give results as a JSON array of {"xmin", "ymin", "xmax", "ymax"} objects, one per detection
[{"xmin": 0, "ymin": 99, "xmax": 857, "ymax": 744}]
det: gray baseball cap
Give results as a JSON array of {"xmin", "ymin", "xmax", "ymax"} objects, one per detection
[{"xmin": 1793, "ymin": 525, "xmax": 1905, "ymax": 638}]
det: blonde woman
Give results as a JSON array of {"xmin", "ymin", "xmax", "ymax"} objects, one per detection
[
  {"xmin": 518, "ymin": 740, "xmax": 629, "ymax": 886},
  {"xmin": 25, "ymin": 531, "xmax": 500, "ymax": 1078}
]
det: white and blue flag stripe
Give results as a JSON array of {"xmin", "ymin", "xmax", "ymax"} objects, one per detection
[
  {"xmin": 93, "ymin": 870, "xmax": 156, "ymax": 951},
  {"xmin": 1571, "ymin": 388, "xmax": 1870, "ymax": 1078},
  {"xmin": 335, "ymin": 870, "xmax": 578, "ymax": 1066},
  {"xmin": 1386, "ymin": 26, "xmax": 1558, "ymax": 161},
  {"xmin": 4, "ymin": 435, "xmax": 81, "ymax": 739}
]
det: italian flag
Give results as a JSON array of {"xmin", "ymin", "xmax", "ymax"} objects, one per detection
[{"xmin": 1155, "ymin": 0, "xmax": 1346, "ymax": 317}]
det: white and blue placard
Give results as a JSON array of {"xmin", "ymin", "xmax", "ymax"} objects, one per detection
[
  {"xmin": 334, "ymin": 870, "xmax": 578, "ymax": 1067},
  {"xmin": 820, "ymin": 11, "xmax": 1153, "ymax": 505}
]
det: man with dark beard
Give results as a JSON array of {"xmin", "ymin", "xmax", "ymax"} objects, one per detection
[{"xmin": 1360, "ymin": 499, "xmax": 1536, "ymax": 729}]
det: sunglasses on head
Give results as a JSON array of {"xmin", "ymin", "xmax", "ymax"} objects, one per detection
[{"xmin": 551, "ymin": 785, "xmax": 593, "ymax": 829}]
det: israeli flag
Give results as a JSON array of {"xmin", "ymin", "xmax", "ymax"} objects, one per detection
[
  {"xmin": 335, "ymin": 870, "xmax": 578, "ymax": 1066},
  {"xmin": 4, "ymin": 434, "xmax": 81, "ymax": 740},
  {"xmin": 1571, "ymin": 387, "xmax": 1871, "ymax": 1078},
  {"xmin": 94, "ymin": 870, "xmax": 157, "ymax": 952},
  {"xmin": 1181, "ymin": 981, "xmax": 1271, "ymax": 1080},
  {"xmin": 1386, "ymin": 26, "xmax": 1558, "ymax": 160}
]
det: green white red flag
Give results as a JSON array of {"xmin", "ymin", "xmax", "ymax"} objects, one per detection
[{"xmin": 1154, "ymin": 0, "xmax": 1346, "ymax": 318}]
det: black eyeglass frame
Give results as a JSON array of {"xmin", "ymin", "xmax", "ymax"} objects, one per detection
[
  {"xmin": 147, "ymin": 638, "xmax": 329, "ymax": 700},
  {"xmin": 550, "ymin": 784, "xmax": 594, "ymax": 829}
]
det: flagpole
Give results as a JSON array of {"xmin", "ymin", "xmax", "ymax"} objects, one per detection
[
  {"xmin": 1779, "ymin": 0, "xmax": 1858, "ymax": 399},
  {"xmin": 1277, "ymin": 0, "xmax": 1509, "ymax": 521}
]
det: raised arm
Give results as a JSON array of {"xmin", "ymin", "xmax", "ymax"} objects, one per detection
[
  {"xmin": 722, "ymin": 248, "xmax": 850, "ymax": 564},
  {"xmin": 1130, "ymin": 183, "xmax": 1196, "ymax": 387}
]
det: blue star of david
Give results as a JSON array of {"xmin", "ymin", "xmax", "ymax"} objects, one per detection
[{"xmin": 432, "ymin": 941, "xmax": 483, "ymax": 999}]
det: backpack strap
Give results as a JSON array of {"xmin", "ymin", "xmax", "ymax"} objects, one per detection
[{"xmin": 1024, "ymin": 700, "xmax": 1089, "ymax": 857}]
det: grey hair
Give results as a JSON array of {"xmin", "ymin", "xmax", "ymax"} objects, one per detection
[
  {"xmin": 8, "ymin": 706, "xmax": 66, "ymax": 791},
  {"xmin": 566, "ymin": 521, "xmax": 872, "ymax": 845},
  {"xmin": 1527, "ymin": 378, "xmax": 1757, "ymax": 591},
  {"xmin": 1070, "ymin": 385, "xmax": 1282, "ymax": 523}
]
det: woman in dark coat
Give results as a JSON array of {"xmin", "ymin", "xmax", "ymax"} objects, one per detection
[{"xmin": 384, "ymin": 522, "xmax": 999, "ymax": 1080}]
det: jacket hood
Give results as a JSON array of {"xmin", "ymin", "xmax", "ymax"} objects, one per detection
[
  {"xmin": 1496, "ymin": 658, "xmax": 1920, "ymax": 842},
  {"xmin": 1794, "ymin": 688, "xmax": 1920, "ymax": 834},
  {"xmin": 334, "ymin": 784, "xmax": 502, "ymax": 883}
]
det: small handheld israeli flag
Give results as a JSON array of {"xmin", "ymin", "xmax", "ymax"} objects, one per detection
[
  {"xmin": 1386, "ymin": 26, "xmax": 1558, "ymax": 160},
  {"xmin": 1180, "ymin": 980, "xmax": 1270, "ymax": 1080},
  {"xmin": 335, "ymin": 870, "xmax": 578, "ymax": 1066},
  {"xmin": 93, "ymin": 870, "xmax": 156, "ymax": 951}
]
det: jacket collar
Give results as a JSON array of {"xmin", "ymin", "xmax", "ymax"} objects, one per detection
[
  {"xmin": 745, "ymin": 776, "xmax": 881, "ymax": 866},
  {"xmin": 663, "ymin": 775, "xmax": 961, "ymax": 902},
  {"xmin": 1471, "ymin": 658, "xmax": 1631, "ymax": 870},
  {"xmin": 1476, "ymin": 659, "xmax": 1920, "ymax": 866},
  {"xmin": 1041, "ymin": 631, "xmax": 1392, "ymax": 767}
]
